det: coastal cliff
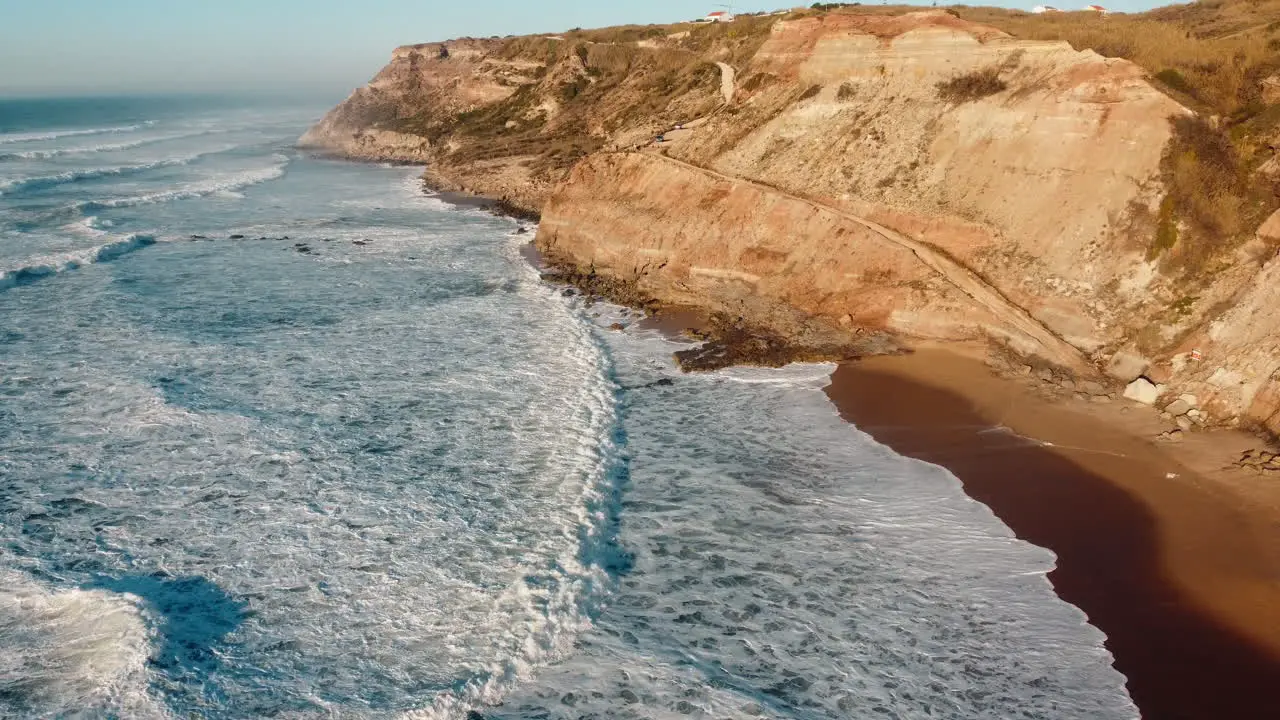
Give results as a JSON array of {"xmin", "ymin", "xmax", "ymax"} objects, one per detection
[{"xmin": 301, "ymin": 6, "xmax": 1280, "ymax": 434}]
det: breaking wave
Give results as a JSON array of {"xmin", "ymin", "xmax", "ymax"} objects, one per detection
[
  {"xmin": 0, "ymin": 130, "xmax": 221, "ymax": 161},
  {"xmin": 0, "ymin": 122, "xmax": 153, "ymax": 146},
  {"xmin": 76, "ymin": 155, "xmax": 290, "ymax": 211},
  {"xmin": 0, "ymin": 148, "xmax": 233, "ymax": 196},
  {"xmin": 0, "ymin": 234, "xmax": 159, "ymax": 292},
  {"xmin": 0, "ymin": 569, "xmax": 166, "ymax": 718}
]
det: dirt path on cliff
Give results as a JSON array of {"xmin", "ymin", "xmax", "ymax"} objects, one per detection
[
  {"xmin": 715, "ymin": 62, "xmax": 736, "ymax": 104},
  {"xmin": 635, "ymin": 151, "xmax": 1090, "ymax": 372}
]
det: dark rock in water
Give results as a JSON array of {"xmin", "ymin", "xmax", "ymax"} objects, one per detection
[
  {"xmin": 229, "ymin": 234, "xmax": 245, "ymax": 240},
  {"xmin": 515, "ymin": 226, "xmax": 529, "ymax": 235},
  {"xmin": 352, "ymin": 239, "xmax": 371, "ymax": 246},
  {"xmin": 189, "ymin": 235, "xmax": 209, "ymax": 241},
  {"xmin": 562, "ymin": 288, "xmax": 577, "ymax": 297},
  {"xmin": 672, "ymin": 313, "xmax": 879, "ymax": 372},
  {"xmin": 628, "ymin": 377, "xmax": 676, "ymax": 390},
  {"xmin": 465, "ymin": 712, "xmax": 484, "ymax": 720},
  {"xmin": 609, "ymin": 323, "xmax": 627, "ymax": 331},
  {"xmin": 322, "ymin": 238, "xmax": 336, "ymax": 242},
  {"xmin": 620, "ymin": 689, "xmax": 640, "ymax": 704}
]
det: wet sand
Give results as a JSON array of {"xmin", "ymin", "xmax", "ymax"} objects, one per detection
[{"xmin": 826, "ymin": 348, "xmax": 1280, "ymax": 720}]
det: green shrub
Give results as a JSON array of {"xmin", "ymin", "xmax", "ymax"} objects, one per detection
[{"xmin": 1155, "ymin": 68, "xmax": 1196, "ymax": 99}]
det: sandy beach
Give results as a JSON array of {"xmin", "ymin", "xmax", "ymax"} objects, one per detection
[
  {"xmin": 542, "ymin": 257, "xmax": 1280, "ymax": 718},
  {"xmin": 825, "ymin": 347, "xmax": 1280, "ymax": 720}
]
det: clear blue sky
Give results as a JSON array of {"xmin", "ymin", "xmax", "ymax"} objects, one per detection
[{"xmin": 0, "ymin": 0, "xmax": 1171, "ymax": 97}]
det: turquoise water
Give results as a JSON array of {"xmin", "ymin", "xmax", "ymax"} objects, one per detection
[{"xmin": 0, "ymin": 97, "xmax": 1137, "ymax": 718}]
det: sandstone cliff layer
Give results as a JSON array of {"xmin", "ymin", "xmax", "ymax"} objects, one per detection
[{"xmin": 303, "ymin": 8, "xmax": 1280, "ymax": 433}]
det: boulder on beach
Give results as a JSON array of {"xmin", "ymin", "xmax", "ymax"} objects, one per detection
[{"xmin": 1123, "ymin": 378, "xmax": 1163, "ymax": 405}]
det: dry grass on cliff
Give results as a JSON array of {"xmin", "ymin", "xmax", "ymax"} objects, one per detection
[
  {"xmin": 935, "ymin": 68, "xmax": 1007, "ymax": 103},
  {"xmin": 814, "ymin": 3, "xmax": 1280, "ymax": 120},
  {"xmin": 779, "ymin": 2, "xmax": 1280, "ymax": 269},
  {"xmin": 678, "ymin": 14, "xmax": 781, "ymax": 66},
  {"xmin": 959, "ymin": 6, "xmax": 1280, "ymax": 120},
  {"xmin": 397, "ymin": 40, "xmax": 722, "ymax": 177},
  {"xmin": 952, "ymin": 1, "xmax": 1280, "ymax": 269}
]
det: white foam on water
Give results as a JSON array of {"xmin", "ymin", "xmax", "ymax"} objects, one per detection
[
  {"xmin": 0, "ymin": 122, "xmax": 153, "ymax": 145},
  {"xmin": 0, "ymin": 167, "xmax": 625, "ymax": 717},
  {"xmin": 63, "ymin": 215, "xmax": 112, "ymax": 238},
  {"xmin": 708, "ymin": 361, "xmax": 839, "ymax": 387},
  {"xmin": 0, "ymin": 233, "xmax": 161, "ymax": 291},
  {"xmin": 75, "ymin": 154, "xmax": 290, "ymax": 211},
  {"xmin": 0, "ymin": 130, "xmax": 224, "ymax": 161},
  {"xmin": 475, "ymin": 301, "xmax": 1139, "ymax": 719},
  {"xmin": 0, "ymin": 139, "xmax": 154, "ymax": 161},
  {"xmin": 397, "ymin": 238, "xmax": 621, "ymax": 720},
  {"xmin": 0, "ymin": 569, "xmax": 168, "ymax": 719},
  {"xmin": 0, "ymin": 149, "xmax": 1137, "ymax": 718},
  {"xmin": 0, "ymin": 146, "xmax": 237, "ymax": 196}
]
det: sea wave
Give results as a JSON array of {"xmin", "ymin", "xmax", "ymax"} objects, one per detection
[
  {"xmin": 390, "ymin": 241, "xmax": 622, "ymax": 720},
  {"xmin": 0, "ymin": 122, "xmax": 153, "ymax": 146},
  {"xmin": 0, "ymin": 130, "xmax": 222, "ymax": 161},
  {"xmin": 0, "ymin": 140, "xmax": 154, "ymax": 161},
  {"xmin": 0, "ymin": 234, "xmax": 159, "ymax": 292},
  {"xmin": 0, "ymin": 148, "xmax": 234, "ymax": 196},
  {"xmin": 76, "ymin": 155, "xmax": 290, "ymax": 211},
  {"xmin": 0, "ymin": 569, "xmax": 166, "ymax": 718}
]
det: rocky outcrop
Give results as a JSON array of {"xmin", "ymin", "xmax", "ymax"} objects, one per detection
[
  {"xmin": 304, "ymin": 9, "xmax": 1280, "ymax": 432},
  {"xmin": 539, "ymin": 12, "xmax": 1189, "ymax": 368},
  {"xmin": 540, "ymin": 151, "xmax": 1090, "ymax": 371},
  {"xmin": 300, "ymin": 34, "xmax": 725, "ymax": 213},
  {"xmin": 1166, "ymin": 239, "xmax": 1280, "ymax": 434},
  {"xmin": 669, "ymin": 13, "xmax": 1188, "ymax": 357}
]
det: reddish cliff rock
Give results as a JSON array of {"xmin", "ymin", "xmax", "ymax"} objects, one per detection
[{"xmin": 303, "ymin": 9, "xmax": 1280, "ymax": 431}]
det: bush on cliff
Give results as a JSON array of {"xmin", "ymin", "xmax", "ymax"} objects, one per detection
[
  {"xmin": 944, "ymin": 1, "xmax": 1280, "ymax": 267},
  {"xmin": 935, "ymin": 69, "xmax": 1007, "ymax": 103},
  {"xmin": 1154, "ymin": 115, "xmax": 1271, "ymax": 268}
]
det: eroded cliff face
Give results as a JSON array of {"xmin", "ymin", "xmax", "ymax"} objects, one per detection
[
  {"xmin": 304, "ymin": 9, "xmax": 1280, "ymax": 431},
  {"xmin": 299, "ymin": 33, "xmax": 727, "ymax": 211},
  {"xmin": 670, "ymin": 13, "xmax": 1188, "ymax": 358}
]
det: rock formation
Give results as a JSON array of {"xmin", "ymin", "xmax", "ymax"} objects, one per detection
[{"xmin": 301, "ymin": 9, "xmax": 1280, "ymax": 434}]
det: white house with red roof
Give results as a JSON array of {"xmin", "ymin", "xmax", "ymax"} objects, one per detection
[{"xmin": 705, "ymin": 10, "xmax": 735, "ymax": 22}]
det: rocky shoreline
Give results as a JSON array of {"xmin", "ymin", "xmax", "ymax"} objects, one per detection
[
  {"xmin": 535, "ymin": 249, "xmax": 904, "ymax": 372},
  {"xmin": 299, "ymin": 8, "xmax": 1280, "ymax": 436}
]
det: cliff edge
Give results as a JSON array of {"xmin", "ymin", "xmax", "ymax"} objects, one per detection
[{"xmin": 302, "ymin": 7, "xmax": 1280, "ymax": 433}]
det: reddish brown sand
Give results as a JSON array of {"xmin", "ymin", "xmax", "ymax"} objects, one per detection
[{"xmin": 826, "ymin": 349, "xmax": 1280, "ymax": 720}]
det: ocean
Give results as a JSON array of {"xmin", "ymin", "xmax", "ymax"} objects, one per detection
[{"xmin": 0, "ymin": 96, "xmax": 1137, "ymax": 718}]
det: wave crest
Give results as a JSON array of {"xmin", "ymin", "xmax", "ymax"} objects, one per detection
[
  {"xmin": 0, "ymin": 234, "xmax": 159, "ymax": 292},
  {"xmin": 0, "ymin": 570, "xmax": 164, "ymax": 718},
  {"xmin": 77, "ymin": 155, "xmax": 289, "ymax": 211},
  {"xmin": 0, "ymin": 122, "xmax": 153, "ymax": 146},
  {"xmin": 0, "ymin": 150, "xmax": 228, "ymax": 196}
]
